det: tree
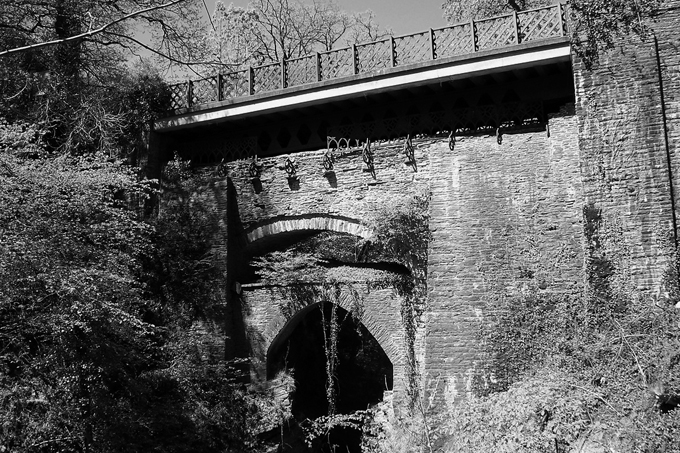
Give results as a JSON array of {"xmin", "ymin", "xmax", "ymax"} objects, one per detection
[
  {"xmin": 568, "ymin": 0, "xmax": 665, "ymax": 67},
  {"xmin": 202, "ymin": 0, "xmax": 392, "ymax": 72},
  {"xmin": 0, "ymin": 0, "xmax": 204, "ymax": 154},
  {"xmin": 344, "ymin": 10, "xmax": 393, "ymax": 44},
  {"xmin": 441, "ymin": 0, "xmax": 667, "ymax": 67},
  {"xmin": 0, "ymin": 122, "xmax": 259, "ymax": 453},
  {"xmin": 442, "ymin": 0, "xmax": 550, "ymax": 24}
]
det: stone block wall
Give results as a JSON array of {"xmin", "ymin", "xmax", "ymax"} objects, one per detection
[
  {"xmin": 159, "ymin": 3, "xmax": 680, "ymax": 415},
  {"xmin": 225, "ymin": 139, "xmax": 431, "ymax": 231},
  {"xmin": 424, "ymin": 112, "xmax": 583, "ymax": 407},
  {"xmin": 572, "ymin": 0, "xmax": 680, "ymax": 294}
]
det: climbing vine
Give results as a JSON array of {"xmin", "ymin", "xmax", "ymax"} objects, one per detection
[
  {"xmin": 365, "ymin": 190, "xmax": 432, "ymax": 412},
  {"xmin": 320, "ymin": 301, "xmax": 339, "ymax": 416},
  {"xmin": 449, "ymin": 207, "xmax": 680, "ymax": 451},
  {"xmin": 248, "ymin": 189, "xmax": 432, "ymax": 450}
]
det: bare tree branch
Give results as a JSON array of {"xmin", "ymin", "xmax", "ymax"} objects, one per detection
[{"xmin": 0, "ymin": 0, "xmax": 188, "ymax": 57}]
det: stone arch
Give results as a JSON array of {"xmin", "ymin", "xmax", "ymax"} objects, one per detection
[
  {"xmin": 245, "ymin": 214, "xmax": 372, "ymax": 244},
  {"xmin": 266, "ymin": 300, "xmax": 401, "ymax": 380}
]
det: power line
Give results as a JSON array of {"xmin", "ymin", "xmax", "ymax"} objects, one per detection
[{"xmin": 203, "ymin": 0, "xmax": 216, "ymax": 31}]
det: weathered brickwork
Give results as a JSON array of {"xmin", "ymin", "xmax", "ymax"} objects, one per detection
[
  {"xmin": 193, "ymin": 111, "xmax": 582, "ymax": 406},
  {"xmin": 154, "ymin": 2, "xmax": 680, "ymax": 419},
  {"xmin": 225, "ymin": 139, "xmax": 431, "ymax": 232},
  {"xmin": 572, "ymin": 0, "xmax": 680, "ymax": 293},
  {"xmin": 424, "ymin": 112, "xmax": 583, "ymax": 405},
  {"xmin": 225, "ymin": 140, "xmax": 432, "ymax": 407}
]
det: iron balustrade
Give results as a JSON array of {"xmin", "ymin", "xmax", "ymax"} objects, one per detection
[{"xmin": 168, "ymin": 4, "xmax": 566, "ymax": 112}]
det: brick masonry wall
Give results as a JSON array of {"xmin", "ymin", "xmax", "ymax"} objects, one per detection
[
  {"xmin": 656, "ymin": 3, "xmax": 680, "ymax": 244},
  {"xmin": 208, "ymin": 110, "xmax": 583, "ymax": 410},
  {"xmin": 424, "ymin": 112, "xmax": 583, "ymax": 408},
  {"xmin": 225, "ymin": 139, "xmax": 431, "ymax": 231},
  {"xmin": 572, "ymin": 0, "xmax": 680, "ymax": 294},
  {"xmin": 225, "ymin": 140, "xmax": 431, "ymax": 408}
]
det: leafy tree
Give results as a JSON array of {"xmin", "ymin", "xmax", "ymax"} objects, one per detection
[
  {"xmin": 568, "ymin": 0, "xmax": 665, "ymax": 67},
  {"xmin": 0, "ymin": 0, "xmax": 200, "ymax": 154},
  {"xmin": 442, "ymin": 0, "xmax": 551, "ymax": 24},
  {"xmin": 0, "ymin": 124, "xmax": 259, "ymax": 452},
  {"xmin": 441, "ymin": 0, "xmax": 667, "ymax": 67}
]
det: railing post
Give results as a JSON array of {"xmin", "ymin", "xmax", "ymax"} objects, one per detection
[
  {"xmin": 429, "ymin": 28, "xmax": 436, "ymax": 60},
  {"xmin": 390, "ymin": 36, "xmax": 396, "ymax": 67},
  {"xmin": 557, "ymin": 3, "xmax": 566, "ymax": 36},
  {"xmin": 316, "ymin": 52, "xmax": 321, "ymax": 82},
  {"xmin": 352, "ymin": 44, "xmax": 358, "ymax": 74},
  {"xmin": 470, "ymin": 20, "xmax": 476, "ymax": 52},
  {"xmin": 281, "ymin": 59, "xmax": 286, "ymax": 89},
  {"xmin": 513, "ymin": 11, "xmax": 520, "ymax": 44},
  {"xmin": 248, "ymin": 66, "xmax": 254, "ymax": 95},
  {"xmin": 217, "ymin": 73, "xmax": 223, "ymax": 101},
  {"xmin": 186, "ymin": 80, "xmax": 193, "ymax": 108}
]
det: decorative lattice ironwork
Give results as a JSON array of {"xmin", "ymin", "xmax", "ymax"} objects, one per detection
[
  {"xmin": 394, "ymin": 32, "xmax": 431, "ymax": 66},
  {"xmin": 320, "ymin": 48, "xmax": 354, "ymax": 80},
  {"xmin": 326, "ymin": 101, "xmax": 545, "ymax": 143},
  {"xmin": 518, "ymin": 6, "xmax": 563, "ymax": 42},
  {"xmin": 327, "ymin": 136, "xmax": 363, "ymax": 152},
  {"xmin": 322, "ymin": 150, "xmax": 334, "ymax": 171},
  {"xmin": 223, "ymin": 136, "xmax": 257, "ymax": 161},
  {"xmin": 403, "ymin": 134, "xmax": 416, "ymax": 171},
  {"xmin": 475, "ymin": 15, "xmax": 516, "ymax": 51},
  {"xmin": 433, "ymin": 23, "xmax": 474, "ymax": 58},
  {"xmin": 169, "ymin": 82, "xmax": 188, "ymax": 110},
  {"xmin": 166, "ymin": 5, "xmax": 567, "ymax": 113},
  {"xmin": 362, "ymin": 139, "xmax": 375, "ymax": 177},
  {"xmin": 192, "ymin": 76, "xmax": 218, "ymax": 106},
  {"xmin": 287, "ymin": 55, "xmax": 317, "ymax": 87},
  {"xmin": 356, "ymin": 40, "xmax": 391, "ymax": 73},
  {"xmin": 248, "ymin": 156, "xmax": 263, "ymax": 178},
  {"xmin": 190, "ymin": 136, "xmax": 257, "ymax": 166},
  {"xmin": 222, "ymin": 70, "xmax": 250, "ymax": 99},
  {"xmin": 284, "ymin": 157, "xmax": 298, "ymax": 176},
  {"xmin": 252, "ymin": 63, "xmax": 282, "ymax": 94}
]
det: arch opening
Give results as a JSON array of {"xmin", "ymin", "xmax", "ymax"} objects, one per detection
[{"xmin": 267, "ymin": 302, "xmax": 393, "ymax": 453}]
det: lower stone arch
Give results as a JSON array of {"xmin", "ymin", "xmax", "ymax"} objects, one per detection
[{"xmin": 266, "ymin": 301, "xmax": 395, "ymax": 420}]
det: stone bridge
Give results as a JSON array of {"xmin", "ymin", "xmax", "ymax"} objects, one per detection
[{"xmin": 149, "ymin": 1, "xmax": 680, "ymax": 434}]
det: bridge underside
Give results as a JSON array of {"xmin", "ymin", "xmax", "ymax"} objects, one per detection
[{"xmin": 155, "ymin": 43, "xmax": 573, "ymax": 165}]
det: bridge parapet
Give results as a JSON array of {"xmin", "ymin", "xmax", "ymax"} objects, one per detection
[{"xmin": 168, "ymin": 4, "xmax": 567, "ymax": 113}]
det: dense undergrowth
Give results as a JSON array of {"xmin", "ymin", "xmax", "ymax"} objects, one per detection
[
  {"xmin": 0, "ymin": 122, "xmax": 264, "ymax": 452},
  {"xmin": 434, "ymin": 213, "xmax": 680, "ymax": 452}
]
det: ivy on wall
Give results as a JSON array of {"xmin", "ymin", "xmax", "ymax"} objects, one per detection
[{"xmin": 443, "ymin": 206, "xmax": 680, "ymax": 452}]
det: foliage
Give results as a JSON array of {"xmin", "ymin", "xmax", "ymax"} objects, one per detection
[
  {"xmin": 0, "ymin": 0, "xmax": 204, "ymax": 67},
  {"xmin": 365, "ymin": 191, "xmax": 432, "ymax": 412},
  {"xmin": 0, "ymin": 124, "xmax": 259, "ymax": 452},
  {"xmin": 437, "ymin": 207, "xmax": 680, "ymax": 451},
  {"xmin": 0, "ymin": 132, "xmax": 155, "ymax": 451},
  {"xmin": 568, "ymin": 0, "xmax": 665, "ymax": 68},
  {"xmin": 442, "ymin": 0, "xmax": 550, "ymax": 24},
  {"xmin": 202, "ymin": 0, "xmax": 391, "ymax": 72},
  {"xmin": 0, "ymin": 1, "xmax": 185, "ymax": 155}
]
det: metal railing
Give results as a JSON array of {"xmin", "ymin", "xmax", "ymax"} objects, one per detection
[{"xmin": 168, "ymin": 4, "xmax": 566, "ymax": 112}]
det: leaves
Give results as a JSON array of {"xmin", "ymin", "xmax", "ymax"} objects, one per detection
[{"xmin": 0, "ymin": 126, "xmax": 259, "ymax": 452}]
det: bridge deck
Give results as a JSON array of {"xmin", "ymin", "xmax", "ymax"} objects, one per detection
[{"xmin": 157, "ymin": 5, "xmax": 568, "ymax": 131}]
